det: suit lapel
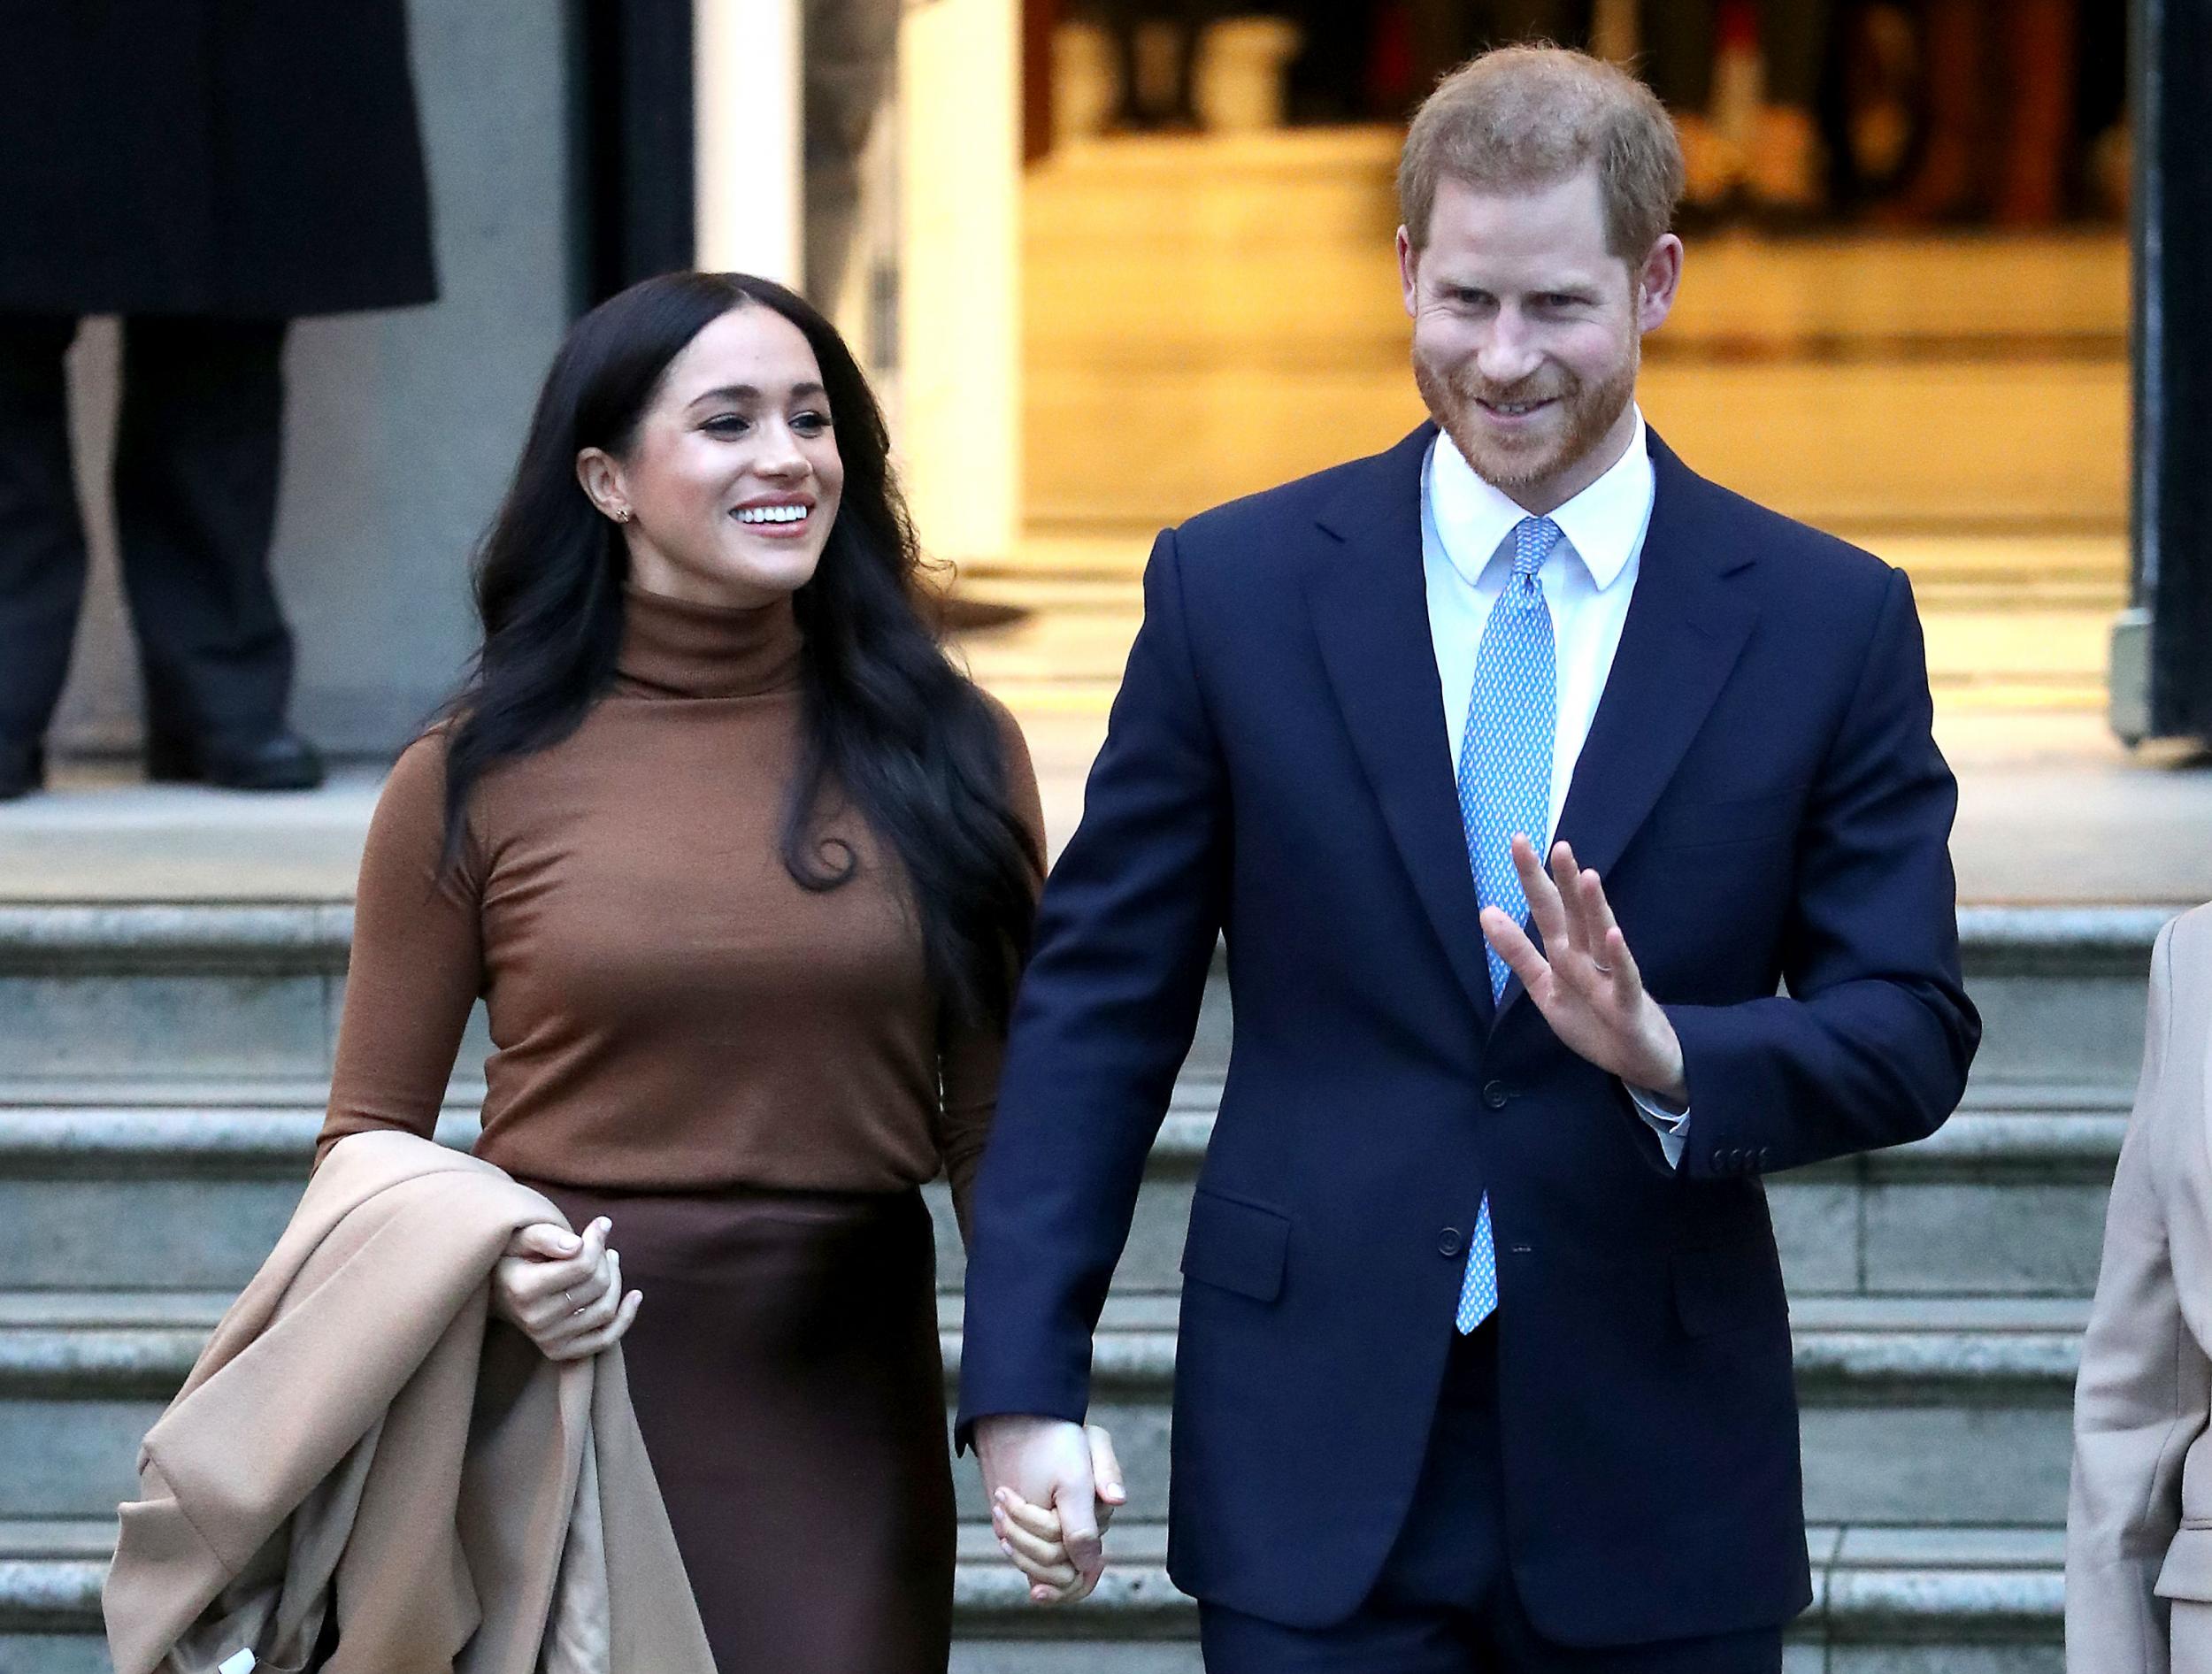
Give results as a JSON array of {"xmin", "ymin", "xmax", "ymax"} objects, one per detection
[
  {"xmin": 1304, "ymin": 428, "xmax": 1761, "ymax": 1034},
  {"xmin": 1306, "ymin": 425, "xmax": 1498, "ymax": 1029},
  {"xmin": 1550, "ymin": 434, "xmax": 1761, "ymax": 885}
]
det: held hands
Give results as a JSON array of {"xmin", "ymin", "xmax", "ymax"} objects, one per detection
[
  {"xmin": 489, "ymin": 1216, "xmax": 643, "ymax": 1362},
  {"xmin": 1481, "ymin": 836, "xmax": 1688, "ymax": 1103},
  {"xmin": 974, "ymin": 1416, "xmax": 1126, "ymax": 1604}
]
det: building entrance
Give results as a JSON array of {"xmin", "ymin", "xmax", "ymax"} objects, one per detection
[{"xmin": 958, "ymin": 4, "xmax": 2139, "ymax": 748}]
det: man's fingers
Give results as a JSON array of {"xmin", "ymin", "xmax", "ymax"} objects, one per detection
[
  {"xmin": 1579, "ymin": 873, "xmax": 1638, "ymax": 992},
  {"xmin": 1567, "ymin": 870, "xmax": 1611, "ymax": 982},
  {"xmin": 1515, "ymin": 836, "xmax": 1571, "ymax": 949},
  {"xmin": 1550, "ymin": 841, "xmax": 1594, "ymax": 948},
  {"xmin": 1605, "ymin": 925, "xmax": 1644, "ymax": 993},
  {"xmin": 1480, "ymin": 905, "xmax": 1548, "ymax": 993},
  {"xmin": 1054, "ymin": 1475, "xmax": 1103, "ymax": 1577},
  {"xmin": 1088, "ymin": 1425, "xmax": 1126, "ymax": 1517}
]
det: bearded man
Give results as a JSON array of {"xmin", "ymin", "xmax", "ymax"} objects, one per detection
[{"xmin": 958, "ymin": 44, "xmax": 1980, "ymax": 1673}]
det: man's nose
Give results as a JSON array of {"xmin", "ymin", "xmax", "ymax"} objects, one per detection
[{"xmin": 1475, "ymin": 311, "xmax": 1542, "ymax": 386}]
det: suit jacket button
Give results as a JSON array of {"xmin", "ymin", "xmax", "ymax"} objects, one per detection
[
  {"xmin": 1757, "ymin": 1147, "xmax": 1772, "ymax": 1167},
  {"xmin": 1439, "ymin": 1228, "xmax": 1463, "ymax": 1257},
  {"xmin": 1482, "ymin": 1080, "xmax": 1512, "ymax": 1110}
]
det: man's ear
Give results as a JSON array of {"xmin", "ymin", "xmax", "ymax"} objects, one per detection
[
  {"xmin": 1397, "ymin": 226, "xmax": 1421, "ymax": 321},
  {"xmin": 1635, "ymin": 234, "xmax": 1685, "ymax": 334}
]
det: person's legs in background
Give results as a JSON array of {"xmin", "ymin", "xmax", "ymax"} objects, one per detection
[
  {"xmin": 1992, "ymin": 0, "xmax": 2076, "ymax": 225},
  {"xmin": 0, "ymin": 314, "xmax": 88, "ymax": 800},
  {"xmin": 1638, "ymin": 1, "xmax": 1737, "ymax": 215},
  {"xmin": 2073, "ymin": 0, "xmax": 2128, "ymax": 220},
  {"xmin": 1886, "ymin": 0, "xmax": 1983, "ymax": 220},
  {"xmin": 1087, "ymin": 0, "xmax": 1211, "ymax": 128},
  {"xmin": 1745, "ymin": 0, "xmax": 1832, "ymax": 217},
  {"xmin": 114, "ymin": 315, "xmax": 321, "ymax": 790}
]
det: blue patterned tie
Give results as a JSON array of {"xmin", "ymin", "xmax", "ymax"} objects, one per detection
[{"xmin": 1453, "ymin": 515, "xmax": 1561, "ymax": 1334}]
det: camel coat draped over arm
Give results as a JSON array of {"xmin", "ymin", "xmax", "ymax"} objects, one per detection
[{"xmin": 101, "ymin": 1130, "xmax": 714, "ymax": 1674}]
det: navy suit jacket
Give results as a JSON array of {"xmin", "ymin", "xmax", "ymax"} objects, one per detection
[{"xmin": 957, "ymin": 425, "xmax": 1981, "ymax": 1645}]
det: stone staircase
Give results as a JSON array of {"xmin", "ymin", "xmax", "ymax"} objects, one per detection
[{"xmin": 0, "ymin": 899, "xmax": 2171, "ymax": 1673}]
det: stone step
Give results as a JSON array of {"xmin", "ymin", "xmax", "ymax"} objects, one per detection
[
  {"xmin": 0, "ymin": 1290, "xmax": 2085, "ymax": 1530},
  {"xmin": 0, "ymin": 1517, "xmax": 2065, "ymax": 1673},
  {"xmin": 0, "ymin": 1088, "xmax": 2131, "ymax": 1301},
  {"xmin": 0, "ymin": 902, "xmax": 2175, "ymax": 1094}
]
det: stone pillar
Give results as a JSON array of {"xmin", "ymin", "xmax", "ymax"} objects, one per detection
[
  {"xmin": 897, "ymin": 0, "xmax": 1023, "ymax": 564},
  {"xmin": 695, "ymin": 0, "xmax": 805, "ymax": 284}
]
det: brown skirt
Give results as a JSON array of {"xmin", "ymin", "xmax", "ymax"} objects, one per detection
[{"xmin": 528, "ymin": 1179, "xmax": 954, "ymax": 1673}]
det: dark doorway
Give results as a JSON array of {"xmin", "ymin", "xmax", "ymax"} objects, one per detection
[{"xmin": 2126, "ymin": 0, "xmax": 2212, "ymax": 745}]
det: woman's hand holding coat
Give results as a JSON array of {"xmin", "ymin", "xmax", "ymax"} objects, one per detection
[{"xmin": 491, "ymin": 1216, "xmax": 643, "ymax": 1361}]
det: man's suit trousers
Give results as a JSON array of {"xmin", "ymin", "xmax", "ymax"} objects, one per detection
[
  {"xmin": 0, "ymin": 313, "xmax": 295, "ymax": 746},
  {"xmin": 1198, "ymin": 1324, "xmax": 1786, "ymax": 1673}
]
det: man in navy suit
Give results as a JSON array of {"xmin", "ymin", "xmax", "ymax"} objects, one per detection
[{"xmin": 960, "ymin": 44, "xmax": 1980, "ymax": 1671}]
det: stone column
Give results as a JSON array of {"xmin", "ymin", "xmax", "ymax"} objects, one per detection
[
  {"xmin": 695, "ymin": 0, "xmax": 806, "ymax": 284},
  {"xmin": 897, "ymin": 0, "xmax": 1023, "ymax": 564}
]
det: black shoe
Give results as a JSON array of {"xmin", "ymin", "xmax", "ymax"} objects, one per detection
[
  {"xmin": 147, "ymin": 729, "xmax": 326, "ymax": 791},
  {"xmin": 0, "ymin": 740, "xmax": 42, "ymax": 802}
]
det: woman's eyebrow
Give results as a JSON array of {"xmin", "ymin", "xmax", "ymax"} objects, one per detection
[{"xmin": 688, "ymin": 380, "xmax": 826, "ymax": 406}]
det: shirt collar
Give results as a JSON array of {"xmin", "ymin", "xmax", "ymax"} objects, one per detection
[{"xmin": 1427, "ymin": 406, "xmax": 1653, "ymax": 594}]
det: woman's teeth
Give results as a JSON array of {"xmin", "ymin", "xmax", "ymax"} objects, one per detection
[{"xmin": 734, "ymin": 505, "xmax": 807, "ymax": 525}]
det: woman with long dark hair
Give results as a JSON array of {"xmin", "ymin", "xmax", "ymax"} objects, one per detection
[{"xmin": 316, "ymin": 271, "xmax": 1044, "ymax": 1670}]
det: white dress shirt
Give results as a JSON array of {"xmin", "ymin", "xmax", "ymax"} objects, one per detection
[{"xmin": 1420, "ymin": 408, "xmax": 1689, "ymax": 1166}]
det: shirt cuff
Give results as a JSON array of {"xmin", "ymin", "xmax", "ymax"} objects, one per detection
[{"xmin": 1625, "ymin": 1081, "xmax": 1690, "ymax": 1170}]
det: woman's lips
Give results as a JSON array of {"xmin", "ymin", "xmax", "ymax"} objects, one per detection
[{"xmin": 730, "ymin": 504, "xmax": 813, "ymax": 538}]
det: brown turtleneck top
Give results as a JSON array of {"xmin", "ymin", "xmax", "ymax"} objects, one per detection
[{"xmin": 319, "ymin": 586, "xmax": 1042, "ymax": 1227}]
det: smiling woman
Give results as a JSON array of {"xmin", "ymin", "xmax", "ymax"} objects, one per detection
[
  {"xmin": 572, "ymin": 306, "xmax": 847, "ymax": 609},
  {"xmin": 313, "ymin": 272, "xmax": 1045, "ymax": 1671}
]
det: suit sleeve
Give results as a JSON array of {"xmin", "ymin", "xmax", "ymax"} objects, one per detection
[
  {"xmin": 316, "ymin": 737, "xmax": 487, "ymax": 1165},
  {"xmin": 956, "ymin": 526, "xmax": 1229, "ymax": 1436},
  {"xmin": 1664, "ymin": 566, "xmax": 1980, "ymax": 1176},
  {"xmin": 2067, "ymin": 920, "xmax": 2206, "ymax": 1670}
]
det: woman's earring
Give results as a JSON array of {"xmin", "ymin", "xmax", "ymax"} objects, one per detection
[{"xmin": 612, "ymin": 508, "xmax": 633, "ymax": 524}]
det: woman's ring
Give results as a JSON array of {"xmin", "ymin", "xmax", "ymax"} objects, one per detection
[{"xmin": 1591, "ymin": 961, "xmax": 1616, "ymax": 976}]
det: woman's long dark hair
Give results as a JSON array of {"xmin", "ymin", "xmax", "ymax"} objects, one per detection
[{"xmin": 436, "ymin": 272, "xmax": 1041, "ymax": 1030}]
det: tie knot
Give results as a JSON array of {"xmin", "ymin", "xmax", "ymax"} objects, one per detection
[{"xmin": 1512, "ymin": 517, "xmax": 1563, "ymax": 580}]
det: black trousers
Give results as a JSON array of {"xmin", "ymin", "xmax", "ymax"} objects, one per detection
[
  {"xmin": 1198, "ymin": 1325, "xmax": 1786, "ymax": 1672},
  {"xmin": 0, "ymin": 313, "xmax": 295, "ymax": 746}
]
